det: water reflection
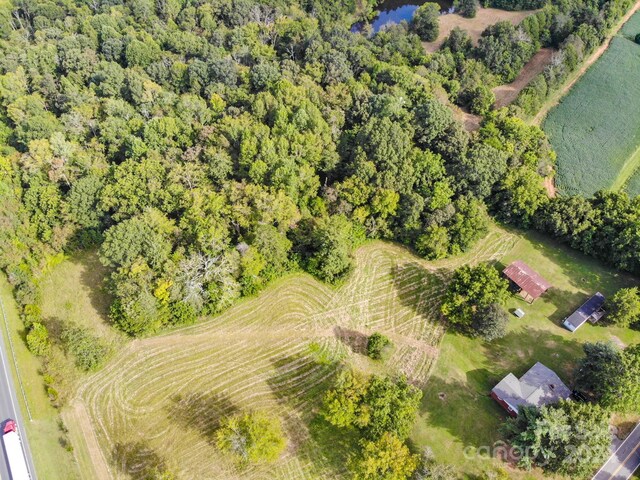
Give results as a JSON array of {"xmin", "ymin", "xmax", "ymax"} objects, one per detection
[{"xmin": 354, "ymin": 0, "xmax": 455, "ymax": 33}]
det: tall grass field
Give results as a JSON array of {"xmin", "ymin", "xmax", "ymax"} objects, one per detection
[{"xmin": 543, "ymin": 10, "xmax": 640, "ymax": 196}]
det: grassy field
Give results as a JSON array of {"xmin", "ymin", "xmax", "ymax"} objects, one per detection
[
  {"xmin": 0, "ymin": 277, "xmax": 81, "ymax": 479},
  {"xmin": 415, "ymin": 229, "xmax": 640, "ymax": 478},
  {"xmin": 543, "ymin": 10, "xmax": 640, "ymax": 196},
  {"xmin": 55, "ymin": 226, "xmax": 515, "ymax": 480},
  {"xmin": 41, "ymin": 224, "xmax": 639, "ymax": 480}
]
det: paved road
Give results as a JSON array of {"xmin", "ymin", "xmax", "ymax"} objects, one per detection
[
  {"xmin": 0, "ymin": 298, "xmax": 37, "ymax": 480},
  {"xmin": 593, "ymin": 423, "xmax": 640, "ymax": 480}
]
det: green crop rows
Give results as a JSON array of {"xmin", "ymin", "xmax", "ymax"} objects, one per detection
[{"xmin": 544, "ymin": 12, "xmax": 640, "ymax": 196}]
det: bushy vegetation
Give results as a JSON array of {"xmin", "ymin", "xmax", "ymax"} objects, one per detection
[
  {"xmin": 574, "ymin": 342, "xmax": 640, "ymax": 413},
  {"xmin": 411, "ymin": 3, "xmax": 440, "ymax": 42},
  {"xmin": 542, "ymin": 28, "xmax": 640, "ymax": 196},
  {"xmin": 440, "ymin": 263, "xmax": 510, "ymax": 338},
  {"xmin": 323, "ymin": 370, "xmax": 422, "ymax": 440},
  {"xmin": 606, "ymin": 287, "xmax": 640, "ymax": 328},
  {"xmin": 533, "ymin": 192, "xmax": 640, "ymax": 274},
  {"xmin": 215, "ymin": 411, "xmax": 286, "ymax": 465},
  {"xmin": 323, "ymin": 370, "xmax": 423, "ymax": 479},
  {"xmin": 504, "ymin": 401, "xmax": 611, "ymax": 476},
  {"xmin": 455, "ymin": 0, "xmax": 478, "ymax": 19},
  {"xmin": 348, "ymin": 432, "xmax": 419, "ymax": 480},
  {"xmin": 366, "ymin": 332, "xmax": 391, "ymax": 360},
  {"xmin": 61, "ymin": 324, "xmax": 111, "ymax": 371}
]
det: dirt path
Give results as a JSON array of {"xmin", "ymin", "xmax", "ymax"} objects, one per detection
[
  {"xmin": 611, "ymin": 143, "xmax": 640, "ymax": 192},
  {"xmin": 66, "ymin": 402, "xmax": 112, "ymax": 480},
  {"xmin": 533, "ymin": 0, "xmax": 640, "ymax": 125},
  {"xmin": 543, "ymin": 176, "xmax": 557, "ymax": 198},
  {"xmin": 493, "ymin": 48, "xmax": 555, "ymax": 109}
]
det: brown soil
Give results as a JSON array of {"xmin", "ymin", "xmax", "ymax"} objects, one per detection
[
  {"xmin": 543, "ymin": 176, "xmax": 556, "ymax": 198},
  {"xmin": 423, "ymin": 8, "xmax": 536, "ymax": 53},
  {"xmin": 493, "ymin": 48, "xmax": 555, "ymax": 109},
  {"xmin": 532, "ymin": 0, "xmax": 640, "ymax": 125}
]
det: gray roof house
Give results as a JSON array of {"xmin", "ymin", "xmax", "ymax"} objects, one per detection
[{"xmin": 491, "ymin": 362, "xmax": 571, "ymax": 416}]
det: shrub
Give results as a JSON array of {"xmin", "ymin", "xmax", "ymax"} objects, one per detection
[
  {"xmin": 26, "ymin": 322, "xmax": 50, "ymax": 356},
  {"xmin": 216, "ymin": 412, "xmax": 286, "ymax": 465},
  {"xmin": 366, "ymin": 333, "xmax": 392, "ymax": 360},
  {"xmin": 635, "ymin": 33, "xmax": 640, "ymax": 44},
  {"xmin": 455, "ymin": 0, "xmax": 478, "ymax": 18},
  {"xmin": 61, "ymin": 325, "xmax": 110, "ymax": 371}
]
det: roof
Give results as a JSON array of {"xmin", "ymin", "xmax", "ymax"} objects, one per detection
[
  {"xmin": 563, "ymin": 292, "xmax": 606, "ymax": 332},
  {"xmin": 503, "ymin": 261, "xmax": 551, "ymax": 299},
  {"xmin": 491, "ymin": 362, "xmax": 571, "ymax": 413},
  {"xmin": 514, "ymin": 308, "xmax": 525, "ymax": 318}
]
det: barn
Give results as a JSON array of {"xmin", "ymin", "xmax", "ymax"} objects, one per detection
[
  {"xmin": 491, "ymin": 362, "xmax": 571, "ymax": 416},
  {"xmin": 562, "ymin": 292, "xmax": 606, "ymax": 332},
  {"xmin": 502, "ymin": 261, "xmax": 551, "ymax": 303}
]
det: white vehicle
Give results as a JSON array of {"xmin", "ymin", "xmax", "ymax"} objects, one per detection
[{"xmin": 2, "ymin": 420, "xmax": 30, "ymax": 480}]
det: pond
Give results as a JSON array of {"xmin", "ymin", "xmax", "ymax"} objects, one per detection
[{"xmin": 355, "ymin": 0, "xmax": 455, "ymax": 33}]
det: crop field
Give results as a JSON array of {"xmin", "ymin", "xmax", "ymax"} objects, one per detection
[
  {"xmin": 64, "ymin": 228, "xmax": 518, "ymax": 480},
  {"xmin": 543, "ymin": 11, "xmax": 640, "ymax": 196}
]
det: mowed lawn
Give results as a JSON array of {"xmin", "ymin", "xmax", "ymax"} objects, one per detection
[
  {"xmin": 544, "ymin": 10, "xmax": 640, "ymax": 196},
  {"xmin": 22, "ymin": 225, "xmax": 640, "ymax": 479},
  {"xmin": 415, "ymin": 229, "xmax": 640, "ymax": 478},
  {"xmin": 56, "ymin": 226, "xmax": 516, "ymax": 480}
]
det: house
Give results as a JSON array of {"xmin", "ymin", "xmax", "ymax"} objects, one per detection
[
  {"xmin": 491, "ymin": 362, "xmax": 572, "ymax": 416},
  {"xmin": 502, "ymin": 261, "xmax": 552, "ymax": 303},
  {"xmin": 563, "ymin": 292, "xmax": 606, "ymax": 332}
]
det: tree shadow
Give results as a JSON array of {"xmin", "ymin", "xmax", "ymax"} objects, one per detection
[
  {"xmin": 391, "ymin": 262, "xmax": 448, "ymax": 319},
  {"xmin": 265, "ymin": 353, "xmax": 347, "ymax": 473},
  {"xmin": 420, "ymin": 373, "xmax": 507, "ymax": 450},
  {"xmin": 483, "ymin": 328, "xmax": 582, "ymax": 387},
  {"xmin": 76, "ymin": 251, "xmax": 113, "ymax": 327},
  {"xmin": 333, "ymin": 326, "xmax": 368, "ymax": 355},
  {"xmin": 167, "ymin": 391, "xmax": 238, "ymax": 443},
  {"xmin": 543, "ymin": 287, "xmax": 592, "ymax": 327},
  {"xmin": 266, "ymin": 353, "xmax": 340, "ymax": 414},
  {"xmin": 42, "ymin": 316, "xmax": 66, "ymax": 344},
  {"xmin": 111, "ymin": 440, "xmax": 173, "ymax": 480}
]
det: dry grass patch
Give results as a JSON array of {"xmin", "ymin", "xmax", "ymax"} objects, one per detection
[{"xmin": 423, "ymin": 8, "xmax": 535, "ymax": 53}]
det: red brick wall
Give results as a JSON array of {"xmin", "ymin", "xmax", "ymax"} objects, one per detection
[{"xmin": 491, "ymin": 391, "xmax": 518, "ymax": 417}]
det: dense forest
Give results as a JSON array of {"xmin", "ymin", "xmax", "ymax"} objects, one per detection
[{"xmin": 0, "ymin": 0, "xmax": 637, "ymax": 353}]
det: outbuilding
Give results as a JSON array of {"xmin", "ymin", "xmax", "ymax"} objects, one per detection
[
  {"xmin": 562, "ymin": 292, "xmax": 606, "ymax": 332},
  {"xmin": 502, "ymin": 261, "xmax": 551, "ymax": 303}
]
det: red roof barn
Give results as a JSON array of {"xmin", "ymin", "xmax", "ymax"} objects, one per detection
[{"xmin": 502, "ymin": 261, "xmax": 551, "ymax": 303}]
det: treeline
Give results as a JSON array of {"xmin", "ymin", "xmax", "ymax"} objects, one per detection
[
  {"xmin": 0, "ymin": 0, "xmax": 555, "ymax": 343},
  {"xmin": 427, "ymin": 0, "xmax": 633, "ymax": 115},
  {"xmin": 512, "ymin": 0, "xmax": 634, "ymax": 116}
]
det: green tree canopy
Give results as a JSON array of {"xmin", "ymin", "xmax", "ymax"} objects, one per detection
[
  {"xmin": 441, "ymin": 263, "xmax": 509, "ymax": 329},
  {"xmin": 348, "ymin": 432, "xmax": 419, "ymax": 480},
  {"xmin": 411, "ymin": 3, "xmax": 441, "ymax": 42},
  {"xmin": 606, "ymin": 287, "xmax": 640, "ymax": 328},
  {"xmin": 216, "ymin": 411, "xmax": 286, "ymax": 465},
  {"xmin": 504, "ymin": 401, "xmax": 611, "ymax": 477},
  {"xmin": 575, "ymin": 342, "xmax": 640, "ymax": 413}
]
